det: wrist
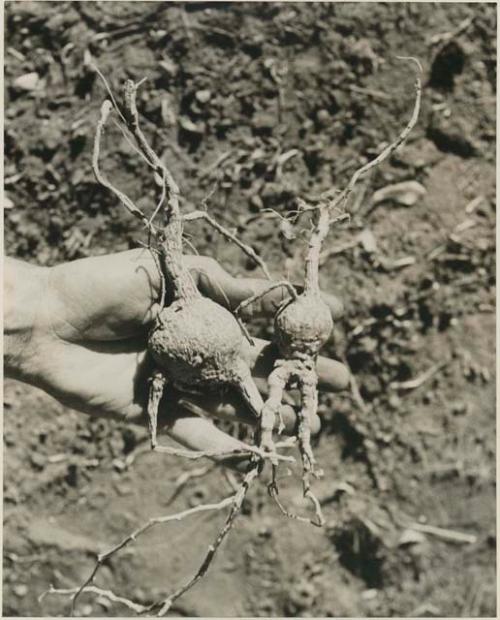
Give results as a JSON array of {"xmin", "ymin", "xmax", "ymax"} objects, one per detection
[{"xmin": 4, "ymin": 258, "xmax": 49, "ymax": 380}]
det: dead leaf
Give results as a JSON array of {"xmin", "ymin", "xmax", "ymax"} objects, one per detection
[
  {"xmin": 13, "ymin": 72, "xmax": 40, "ymax": 92},
  {"xmin": 372, "ymin": 181, "xmax": 426, "ymax": 207}
]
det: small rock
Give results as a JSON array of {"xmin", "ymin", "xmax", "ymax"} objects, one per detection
[
  {"xmin": 195, "ymin": 89, "xmax": 211, "ymax": 104},
  {"xmin": 4, "ymin": 430, "xmax": 16, "ymax": 447},
  {"xmin": 222, "ymin": 559, "xmax": 238, "ymax": 572},
  {"xmin": 301, "ymin": 118, "xmax": 314, "ymax": 133},
  {"xmin": 158, "ymin": 56, "xmax": 178, "ymax": 78},
  {"xmin": 422, "ymin": 391, "xmax": 434, "ymax": 405},
  {"xmin": 13, "ymin": 71, "xmax": 40, "ymax": 91},
  {"xmin": 358, "ymin": 228, "xmax": 378, "ymax": 253},
  {"xmin": 30, "ymin": 452, "xmax": 47, "ymax": 470},
  {"xmin": 348, "ymin": 38, "xmax": 379, "ymax": 71},
  {"xmin": 361, "ymin": 588, "xmax": 378, "ymax": 600},
  {"xmin": 388, "ymin": 394, "xmax": 401, "ymax": 409},
  {"xmin": 253, "ymin": 110, "xmax": 276, "ymax": 131},
  {"xmin": 4, "ymin": 195, "xmax": 14, "ymax": 209},
  {"xmin": 80, "ymin": 604, "xmax": 93, "ymax": 616},
  {"xmin": 255, "ymin": 599, "xmax": 275, "ymax": 615},
  {"xmin": 112, "ymin": 458, "xmax": 126, "ymax": 472},
  {"xmin": 377, "ymin": 476, "xmax": 390, "ymax": 492},
  {"xmin": 38, "ymin": 121, "xmax": 63, "ymax": 156},
  {"xmin": 451, "ymin": 401, "xmax": 468, "ymax": 416},
  {"xmin": 480, "ymin": 367, "xmax": 490, "ymax": 383},
  {"xmin": 96, "ymin": 596, "xmax": 112, "ymax": 611},
  {"xmin": 151, "ymin": 29, "xmax": 167, "ymax": 43},
  {"xmin": 316, "ymin": 108, "xmax": 330, "ymax": 127},
  {"xmin": 410, "ymin": 603, "xmax": 442, "ymax": 617},
  {"xmin": 114, "ymin": 482, "xmax": 133, "ymax": 496},
  {"xmin": 131, "ymin": 587, "xmax": 149, "ymax": 604},
  {"xmin": 13, "ymin": 584, "xmax": 28, "ymax": 598},
  {"xmin": 359, "ymin": 336, "xmax": 377, "ymax": 353},
  {"xmin": 372, "ymin": 181, "xmax": 427, "ymax": 207}
]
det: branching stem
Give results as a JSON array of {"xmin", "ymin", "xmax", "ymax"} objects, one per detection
[
  {"xmin": 269, "ymin": 487, "xmax": 323, "ymax": 528},
  {"xmin": 44, "ymin": 497, "xmax": 235, "ymax": 616},
  {"xmin": 155, "ymin": 461, "xmax": 261, "ymax": 616},
  {"xmin": 152, "ymin": 444, "xmax": 295, "ymax": 464},
  {"xmin": 328, "ymin": 57, "xmax": 422, "ymax": 216},
  {"xmin": 235, "ymin": 281, "xmax": 298, "ymax": 317},
  {"xmin": 93, "ymin": 100, "xmax": 153, "ymax": 231},
  {"xmin": 40, "ymin": 585, "xmax": 151, "ymax": 615},
  {"xmin": 304, "ymin": 56, "xmax": 421, "ymax": 292},
  {"xmin": 305, "ymin": 205, "xmax": 331, "ymax": 295},
  {"xmin": 184, "ymin": 210, "xmax": 272, "ymax": 280}
]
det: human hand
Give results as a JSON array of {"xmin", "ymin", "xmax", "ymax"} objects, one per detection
[{"xmin": 4, "ymin": 249, "xmax": 349, "ymax": 457}]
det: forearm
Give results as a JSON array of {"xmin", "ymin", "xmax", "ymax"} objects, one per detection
[{"xmin": 4, "ymin": 257, "xmax": 49, "ymax": 381}]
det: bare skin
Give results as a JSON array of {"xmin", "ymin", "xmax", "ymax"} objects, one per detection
[
  {"xmin": 9, "ymin": 75, "xmax": 351, "ymax": 616},
  {"xmin": 92, "ymin": 85, "xmax": 277, "ymax": 460},
  {"xmin": 4, "ymin": 249, "xmax": 349, "ymax": 457}
]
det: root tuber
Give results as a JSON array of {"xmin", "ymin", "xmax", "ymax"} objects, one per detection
[
  {"xmin": 241, "ymin": 57, "xmax": 422, "ymax": 526},
  {"xmin": 43, "ymin": 58, "xmax": 422, "ymax": 615},
  {"xmin": 92, "ymin": 76, "xmax": 266, "ymax": 457}
]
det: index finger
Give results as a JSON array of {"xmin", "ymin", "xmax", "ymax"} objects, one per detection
[{"xmin": 187, "ymin": 256, "xmax": 344, "ymax": 321}]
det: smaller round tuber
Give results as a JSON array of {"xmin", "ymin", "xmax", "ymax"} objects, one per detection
[{"xmin": 275, "ymin": 293, "xmax": 333, "ymax": 360}]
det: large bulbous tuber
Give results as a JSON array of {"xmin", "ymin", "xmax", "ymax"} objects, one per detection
[{"xmin": 149, "ymin": 296, "xmax": 263, "ymax": 415}]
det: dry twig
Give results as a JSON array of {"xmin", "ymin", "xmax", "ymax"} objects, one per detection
[{"xmin": 42, "ymin": 497, "xmax": 233, "ymax": 614}]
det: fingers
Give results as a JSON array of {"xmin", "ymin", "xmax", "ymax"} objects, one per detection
[
  {"xmin": 154, "ymin": 388, "xmax": 320, "ymax": 473},
  {"xmin": 138, "ymin": 387, "xmax": 307, "ymax": 472},
  {"xmin": 159, "ymin": 409, "xmax": 257, "ymax": 472},
  {"xmin": 123, "ymin": 385, "xmax": 255, "ymax": 469},
  {"xmin": 127, "ymin": 369, "xmax": 321, "ymax": 452},
  {"xmin": 178, "ymin": 390, "xmax": 321, "ymax": 436},
  {"xmin": 161, "ymin": 410, "xmax": 249, "ymax": 454},
  {"xmin": 242, "ymin": 338, "xmax": 350, "ymax": 393},
  {"xmin": 185, "ymin": 255, "xmax": 344, "ymax": 320}
]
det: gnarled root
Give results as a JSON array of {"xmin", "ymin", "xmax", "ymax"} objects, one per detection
[
  {"xmin": 41, "ymin": 497, "xmax": 235, "ymax": 616},
  {"xmin": 270, "ymin": 487, "xmax": 324, "ymax": 529},
  {"xmin": 297, "ymin": 368, "xmax": 325, "ymax": 527},
  {"xmin": 262, "ymin": 363, "xmax": 290, "ymax": 444},
  {"xmin": 154, "ymin": 459, "xmax": 261, "ymax": 616},
  {"xmin": 235, "ymin": 281, "xmax": 298, "ymax": 318},
  {"xmin": 147, "ymin": 369, "xmax": 167, "ymax": 449},
  {"xmin": 146, "ymin": 362, "xmax": 294, "ymax": 465},
  {"xmin": 42, "ymin": 459, "xmax": 264, "ymax": 617},
  {"xmin": 265, "ymin": 361, "xmax": 325, "ymax": 527}
]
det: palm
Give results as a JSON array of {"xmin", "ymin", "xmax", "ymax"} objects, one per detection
[{"xmin": 31, "ymin": 249, "xmax": 348, "ymax": 452}]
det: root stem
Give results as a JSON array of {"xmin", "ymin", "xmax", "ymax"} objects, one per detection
[{"xmin": 184, "ymin": 210, "xmax": 272, "ymax": 280}]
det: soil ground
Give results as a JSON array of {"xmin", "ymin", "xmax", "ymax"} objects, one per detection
[{"xmin": 3, "ymin": 2, "xmax": 496, "ymax": 617}]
